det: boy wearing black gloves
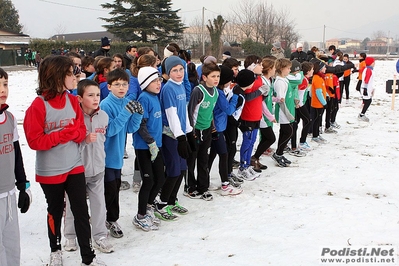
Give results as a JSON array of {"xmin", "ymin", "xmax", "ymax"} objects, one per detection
[{"xmin": 155, "ymin": 56, "xmax": 195, "ymax": 220}]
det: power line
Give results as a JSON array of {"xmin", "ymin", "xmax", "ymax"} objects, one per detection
[
  {"xmin": 38, "ymin": 0, "xmax": 105, "ymax": 12},
  {"xmin": 39, "ymin": 0, "xmax": 201, "ymax": 15},
  {"xmin": 325, "ymin": 25, "xmax": 368, "ymax": 36}
]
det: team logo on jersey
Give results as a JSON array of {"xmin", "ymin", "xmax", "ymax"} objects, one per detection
[
  {"xmin": 201, "ymin": 101, "xmax": 211, "ymax": 109},
  {"xmin": 154, "ymin": 111, "xmax": 162, "ymax": 119},
  {"xmin": 177, "ymin": 94, "xmax": 185, "ymax": 101}
]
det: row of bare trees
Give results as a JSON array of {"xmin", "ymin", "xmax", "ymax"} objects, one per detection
[{"xmin": 182, "ymin": 0, "xmax": 300, "ymax": 58}]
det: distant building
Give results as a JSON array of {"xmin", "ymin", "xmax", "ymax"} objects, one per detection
[
  {"xmin": 325, "ymin": 39, "xmax": 340, "ymax": 50},
  {"xmin": 0, "ymin": 29, "xmax": 30, "ymax": 66},
  {"xmin": 49, "ymin": 31, "xmax": 119, "ymax": 42}
]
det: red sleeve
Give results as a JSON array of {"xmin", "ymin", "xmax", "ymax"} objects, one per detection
[
  {"xmin": 23, "ymin": 97, "xmax": 61, "ymax": 150},
  {"xmin": 298, "ymin": 77, "xmax": 308, "ymax": 90},
  {"xmin": 333, "ymin": 75, "xmax": 341, "ymax": 100},
  {"xmin": 364, "ymin": 68, "xmax": 372, "ymax": 84},
  {"xmin": 68, "ymin": 94, "xmax": 86, "ymax": 143}
]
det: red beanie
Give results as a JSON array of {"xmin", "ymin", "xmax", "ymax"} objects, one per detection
[{"xmin": 365, "ymin": 57, "xmax": 375, "ymax": 66}]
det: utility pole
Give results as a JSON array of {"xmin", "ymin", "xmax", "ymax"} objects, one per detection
[{"xmin": 202, "ymin": 7, "xmax": 205, "ymax": 55}]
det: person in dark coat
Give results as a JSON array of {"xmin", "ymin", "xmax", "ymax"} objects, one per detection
[
  {"xmin": 290, "ymin": 43, "xmax": 307, "ymax": 63},
  {"xmin": 93, "ymin": 37, "xmax": 111, "ymax": 57}
]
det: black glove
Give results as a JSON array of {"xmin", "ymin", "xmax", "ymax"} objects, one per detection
[
  {"xmin": 363, "ymin": 88, "xmax": 368, "ymax": 96},
  {"xmin": 16, "ymin": 182, "xmax": 32, "ymax": 213},
  {"xmin": 176, "ymin": 135, "xmax": 191, "ymax": 159},
  {"xmin": 125, "ymin": 100, "xmax": 144, "ymax": 114},
  {"xmin": 323, "ymin": 104, "xmax": 327, "ymax": 109},
  {"xmin": 186, "ymin": 131, "xmax": 197, "ymax": 152}
]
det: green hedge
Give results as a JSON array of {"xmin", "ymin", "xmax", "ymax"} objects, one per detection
[{"xmin": 29, "ymin": 39, "xmax": 154, "ymax": 57}]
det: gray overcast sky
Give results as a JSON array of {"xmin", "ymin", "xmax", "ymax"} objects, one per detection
[{"xmin": 11, "ymin": 0, "xmax": 399, "ymax": 43}]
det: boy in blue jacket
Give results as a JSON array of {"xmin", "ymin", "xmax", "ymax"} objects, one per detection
[{"xmin": 100, "ymin": 68, "xmax": 143, "ymax": 238}]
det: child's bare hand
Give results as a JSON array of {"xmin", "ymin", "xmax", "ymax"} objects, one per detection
[
  {"xmin": 280, "ymin": 98, "xmax": 285, "ymax": 103},
  {"xmin": 85, "ymin": 133, "xmax": 97, "ymax": 144}
]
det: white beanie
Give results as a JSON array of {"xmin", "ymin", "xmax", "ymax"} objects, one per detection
[
  {"xmin": 138, "ymin": 66, "xmax": 160, "ymax": 90},
  {"xmin": 163, "ymin": 46, "xmax": 174, "ymax": 58},
  {"xmin": 296, "ymin": 43, "xmax": 303, "ymax": 49}
]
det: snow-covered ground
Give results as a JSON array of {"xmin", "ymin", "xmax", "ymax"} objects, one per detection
[{"xmin": 5, "ymin": 59, "xmax": 399, "ymax": 265}]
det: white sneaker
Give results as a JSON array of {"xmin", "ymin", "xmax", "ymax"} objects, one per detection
[
  {"xmin": 247, "ymin": 166, "xmax": 261, "ymax": 178},
  {"xmin": 64, "ymin": 238, "xmax": 77, "ymax": 252},
  {"xmin": 132, "ymin": 182, "xmax": 141, "ymax": 193},
  {"xmin": 133, "ymin": 214, "xmax": 159, "ymax": 231},
  {"xmin": 318, "ymin": 135, "xmax": 327, "ymax": 143},
  {"xmin": 82, "ymin": 257, "xmax": 107, "ymax": 266},
  {"xmin": 94, "ymin": 236, "xmax": 114, "ymax": 253},
  {"xmin": 299, "ymin": 142, "xmax": 311, "ymax": 151},
  {"xmin": 237, "ymin": 168, "xmax": 256, "ymax": 181},
  {"xmin": 358, "ymin": 114, "xmax": 369, "ymax": 122},
  {"xmin": 221, "ymin": 184, "xmax": 243, "ymax": 196},
  {"xmin": 146, "ymin": 205, "xmax": 161, "ymax": 225},
  {"xmin": 288, "ymin": 149, "xmax": 306, "ymax": 157},
  {"xmin": 49, "ymin": 250, "xmax": 63, "ymax": 266}
]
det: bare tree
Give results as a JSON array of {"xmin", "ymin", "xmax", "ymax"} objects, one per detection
[
  {"xmin": 372, "ymin": 30, "xmax": 387, "ymax": 40},
  {"xmin": 230, "ymin": 0, "xmax": 256, "ymax": 40},
  {"xmin": 275, "ymin": 9, "xmax": 299, "ymax": 54},
  {"xmin": 256, "ymin": 2, "xmax": 278, "ymax": 45},
  {"xmin": 53, "ymin": 24, "xmax": 66, "ymax": 35},
  {"xmin": 222, "ymin": 22, "xmax": 239, "ymax": 44},
  {"xmin": 181, "ymin": 16, "xmax": 209, "ymax": 58}
]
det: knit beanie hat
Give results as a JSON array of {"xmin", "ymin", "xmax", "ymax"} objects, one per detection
[
  {"xmin": 272, "ymin": 42, "xmax": 281, "ymax": 49},
  {"xmin": 235, "ymin": 69, "xmax": 255, "ymax": 88},
  {"xmin": 101, "ymin": 37, "xmax": 110, "ymax": 47},
  {"xmin": 296, "ymin": 43, "xmax": 303, "ymax": 49},
  {"xmin": 218, "ymin": 65, "xmax": 234, "ymax": 86},
  {"xmin": 204, "ymin": 56, "xmax": 217, "ymax": 64},
  {"xmin": 138, "ymin": 67, "xmax": 160, "ymax": 90},
  {"xmin": 365, "ymin": 57, "xmax": 375, "ymax": 66},
  {"xmin": 310, "ymin": 58, "xmax": 326, "ymax": 73},
  {"xmin": 165, "ymin": 56, "xmax": 183, "ymax": 75},
  {"xmin": 163, "ymin": 46, "xmax": 174, "ymax": 58},
  {"xmin": 290, "ymin": 59, "xmax": 301, "ymax": 73}
]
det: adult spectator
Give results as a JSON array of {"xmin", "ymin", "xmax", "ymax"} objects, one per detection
[
  {"xmin": 222, "ymin": 51, "xmax": 232, "ymax": 61},
  {"xmin": 93, "ymin": 37, "xmax": 111, "ymax": 57},
  {"xmin": 290, "ymin": 43, "xmax": 307, "ymax": 63},
  {"xmin": 306, "ymin": 46, "xmax": 318, "ymax": 61},
  {"xmin": 123, "ymin": 45, "xmax": 137, "ymax": 70},
  {"xmin": 270, "ymin": 42, "xmax": 285, "ymax": 59}
]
